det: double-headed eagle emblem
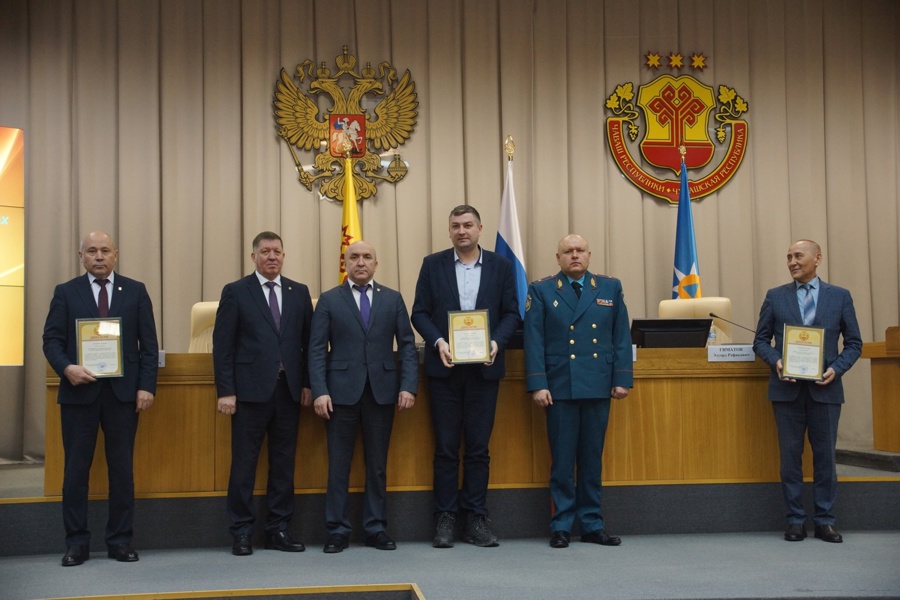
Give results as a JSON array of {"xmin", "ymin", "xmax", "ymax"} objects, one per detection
[{"xmin": 274, "ymin": 46, "xmax": 418, "ymax": 202}]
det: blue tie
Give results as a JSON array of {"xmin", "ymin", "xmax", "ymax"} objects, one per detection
[
  {"xmin": 354, "ymin": 284, "xmax": 371, "ymax": 329},
  {"xmin": 800, "ymin": 283, "xmax": 815, "ymax": 326}
]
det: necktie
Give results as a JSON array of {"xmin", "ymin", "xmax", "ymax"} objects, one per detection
[
  {"xmin": 572, "ymin": 281, "xmax": 582, "ymax": 299},
  {"xmin": 96, "ymin": 279, "xmax": 109, "ymax": 317},
  {"xmin": 354, "ymin": 284, "xmax": 371, "ymax": 329},
  {"xmin": 800, "ymin": 283, "xmax": 815, "ymax": 326},
  {"xmin": 265, "ymin": 281, "xmax": 281, "ymax": 330}
]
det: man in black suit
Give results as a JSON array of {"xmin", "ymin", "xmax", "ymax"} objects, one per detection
[
  {"xmin": 411, "ymin": 205, "xmax": 520, "ymax": 548},
  {"xmin": 213, "ymin": 231, "xmax": 313, "ymax": 556},
  {"xmin": 309, "ymin": 241, "xmax": 418, "ymax": 553},
  {"xmin": 43, "ymin": 231, "xmax": 159, "ymax": 567}
]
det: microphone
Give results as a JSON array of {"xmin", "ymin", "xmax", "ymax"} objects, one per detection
[{"xmin": 709, "ymin": 312, "xmax": 757, "ymax": 335}]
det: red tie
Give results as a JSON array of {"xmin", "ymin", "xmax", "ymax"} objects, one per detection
[{"xmin": 96, "ymin": 279, "xmax": 109, "ymax": 317}]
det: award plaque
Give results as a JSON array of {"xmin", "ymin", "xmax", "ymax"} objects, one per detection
[
  {"xmin": 781, "ymin": 324, "xmax": 825, "ymax": 381},
  {"xmin": 76, "ymin": 318, "xmax": 124, "ymax": 378},
  {"xmin": 448, "ymin": 309, "xmax": 491, "ymax": 364}
]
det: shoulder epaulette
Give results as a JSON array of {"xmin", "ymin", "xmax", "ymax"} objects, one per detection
[{"xmin": 531, "ymin": 275, "xmax": 555, "ymax": 284}]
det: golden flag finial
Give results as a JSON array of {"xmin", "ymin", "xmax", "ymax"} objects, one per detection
[{"xmin": 504, "ymin": 135, "xmax": 515, "ymax": 161}]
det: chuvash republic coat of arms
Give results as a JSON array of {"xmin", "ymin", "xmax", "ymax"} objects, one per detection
[
  {"xmin": 605, "ymin": 52, "xmax": 749, "ymax": 203},
  {"xmin": 273, "ymin": 46, "xmax": 418, "ymax": 202}
]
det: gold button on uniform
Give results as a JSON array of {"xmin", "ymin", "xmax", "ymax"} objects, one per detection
[
  {"xmin": 570, "ymin": 325, "xmax": 575, "ymax": 331},
  {"xmin": 570, "ymin": 354, "xmax": 575, "ymax": 359},
  {"xmin": 570, "ymin": 339, "xmax": 575, "ymax": 345},
  {"xmin": 592, "ymin": 339, "xmax": 597, "ymax": 343},
  {"xmin": 592, "ymin": 324, "xmax": 597, "ymax": 329},
  {"xmin": 593, "ymin": 353, "xmax": 598, "ymax": 358}
]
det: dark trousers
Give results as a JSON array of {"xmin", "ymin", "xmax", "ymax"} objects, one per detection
[
  {"xmin": 545, "ymin": 398, "xmax": 611, "ymax": 535},
  {"xmin": 428, "ymin": 367, "xmax": 499, "ymax": 516},
  {"xmin": 772, "ymin": 384, "xmax": 841, "ymax": 526},
  {"xmin": 60, "ymin": 381, "xmax": 139, "ymax": 548},
  {"xmin": 325, "ymin": 381, "xmax": 395, "ymax": 537},
  {"xmin": 226, "ymin": 374, "xmax": 300, "ymax": 537}
]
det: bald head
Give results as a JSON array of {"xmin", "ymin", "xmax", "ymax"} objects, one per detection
[
  {"xmin": 787, "ymin": 239, "xmax": 822, "ymax": 283},
  {"xmin": 79, "ymin": 231, "xmax": 118, "ymax": 279},
  {"xmin": 345, "ymin": 240, "xmax": 378, "ymax": 285},
  {"xmin": 557, "ymin": 234, "xmax": 591, "ymax": 279}
]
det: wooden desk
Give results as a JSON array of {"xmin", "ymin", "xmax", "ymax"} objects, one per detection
[
  {"xmin": 45, "ymin": 349, "xmax": 797, "ymax": 496},
  {"xmin": 862, "ymin": 327, "xmax": 900, "ymax": 452}
]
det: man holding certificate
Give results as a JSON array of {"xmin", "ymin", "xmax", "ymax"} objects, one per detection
[
  {"xmin": 411, "ymin": 205, "xmax": 520, "ymax": 548},
  {"xmin": 43, "ymin": 231, "xmax": 159, "ymax": 567},
  {"xmin": 753, "ymin": 239, "xmax": 862, "ymax": 544}
]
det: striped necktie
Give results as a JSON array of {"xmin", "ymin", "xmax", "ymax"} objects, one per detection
[{"xmin": 800, "ymin": 283, "xmax": 815, "ymax": 326}]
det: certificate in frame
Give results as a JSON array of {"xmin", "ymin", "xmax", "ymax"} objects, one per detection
[
  {"xmin": 448, "ymin": 309, "xmax": 491, "ymax": 364},
  {"xmin": 76, "ymin": 318, "xmax": 124, "ymax": 378},
  {"xmin": 781, "ymin": 324, "xmax": 825, "ymax": 381}
]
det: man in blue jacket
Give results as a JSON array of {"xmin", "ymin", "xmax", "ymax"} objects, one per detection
[
  {"xmin": 753, "ymin": 239, "xmax": 862, "ymax": 543},
  {"xmin": 524, "ymin": 234, "xmax": 632, "ymax": 549}
]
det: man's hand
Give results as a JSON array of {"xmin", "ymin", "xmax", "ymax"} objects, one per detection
[
  {"xmin": 532, "ymin": 389, "xmax": 552, "ymax": 407},
  {"xmin": 63, "ymin": 365, "xmax": 96, "ymax": 386},
  {"xmin": 217, "ymin": 395, "xmax": 237, "ymax": 415},
  {"xmin": 314, "ymin": 395, "xmax": 333, "ymax": 420},
  {"xmin": 776, "ymin": 359, "xmax": 797, "ymax": 383},
  {"xmin": 484, "ymin": 340, "xmax": 499, "ymax": 366},
  {"xmin": 816, "ymin": 367, "xmax": 836, "ymax": 386},
  {"xmin": 398, "ymin": 391, "xmax": 416, "ymax": 411},
  {"xmin": 611, "ymin": 386, "xmax": 629, "ymax": 400},
  {"xmin": 301, "ymin": 387, "xmax": 313, "ymax": 407},
  {"xmin": 135, "ymin": 390, "xmax": 154, "ymax": 412},
  {"xmin": 436, "ymin": 339, "xmax": 454, "ymax": 368}
]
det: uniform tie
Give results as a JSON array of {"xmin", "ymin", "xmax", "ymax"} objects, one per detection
[
  {"xmin": 800, "ymin": 283, "xmax": 815, "ymax": 326},
  {"xmin": 96, "ymin": 279, "xmax": 109, "ymax": 317},
  {"xmin": 353, "ymin": 284, "xmax": 371, "ymax": 329},
  {"xmin": 571, "ymin": 281, "xmax": 582, "ymax": 299}
]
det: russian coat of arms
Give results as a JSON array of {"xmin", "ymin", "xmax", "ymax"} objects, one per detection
[
  {"xmin": 273, "ymin": 46, "xmax": 418, "ymax": 202},
  {"xmin": 605, "ymin": 52, "xmax": 749, "ymax": 203}
]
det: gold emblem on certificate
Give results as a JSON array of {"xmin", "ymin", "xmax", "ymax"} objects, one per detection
[
  {"xmin": 76, "ymin": 318, "xmax": 124, "ymax": 378},
  {"xmin": 782, "ymin": 324, "xmax": 825, "ymax": 381},
  {"xmin": 448, "ymin": 310, "xmax": 491, "ymax": 364}
]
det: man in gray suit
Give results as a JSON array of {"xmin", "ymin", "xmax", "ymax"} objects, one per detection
[
  {"xmin": 309, "ymin": 240, "xmax": 418, "ymax": 553},
  {"xmin": 753, "ymin": 239, "xmax": 862, "ymax": 544}
]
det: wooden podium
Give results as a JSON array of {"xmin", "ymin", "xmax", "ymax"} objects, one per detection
[
  {"xmin": 45, "ymin": 348, "xmax": 796, "ymax": 497},
  {"xmin": 863, "ymin": 326, "xmax": 900, "ymax": 452}
]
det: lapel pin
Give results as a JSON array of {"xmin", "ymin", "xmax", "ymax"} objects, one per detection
[
  {"xmin": 557, "ymin": 279, "xmax": 563, "ymax": 289},
  {"xmin": 590, "ymin": 277, "xmax": 596, "ymax": 288},
  {"xmin": 553, "ymin": 300, "xmax": 559, "ymax": 307}
]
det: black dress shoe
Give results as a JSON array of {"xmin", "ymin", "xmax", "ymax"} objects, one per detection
[
  {"xmin": 61, "ymin": 546, "xmax": 89, "ymax": 567},
  {"xmin": 549, "ymin": 531, "xmax": 570, "ymax": 548},
  {"xmin": 232, "ymin": 534, "xmax": 253, "ymax": 556},
  {"xmin": 784, "ymin": 524, "xmax": 807, "ymax": 542},
  {"xmin": 814, "ymin": 524, "xmax": 843, "ymax": 543},
  {"xmin": 107, "ymin": 544, "xmax": 139, "ymax": 562},
  {"xmin": 323, "ymin": 533, "xmax": 349, "ymax": 554},
  {"xmin": 581, "ymin": 530, "xmax": 622, "ymax": 546},
  {"xmin": 365, "ymin": 531, "xmax": 397, "ymax": 551},
  {"xmin": 265, "ymin": 531, "xmax": 305, "ymax": 552}
]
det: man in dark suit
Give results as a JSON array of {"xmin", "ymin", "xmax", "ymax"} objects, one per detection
[
  {"xmin": 309, "ymin": 241, "xmax": 418, "ymax": 554},
  {"xmin": 753, "ymin": 239, "xmax": 862, "ymax": 543},
  {"xmin": 411, "ymin": 205, "xmax": 520, "ymax": 548},
  {"xmin": 213, "ymin": 231, "xmax": 313, "ymax": 556},
  {"xmin": 43, "ymin": 231, "xmax": 159, "ymax": 567},
  {"xmin": 524, "ymin": 234, "xmax": 633, "ymax": 549}
]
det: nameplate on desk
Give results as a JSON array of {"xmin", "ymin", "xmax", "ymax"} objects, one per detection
[{"xmin": 707, "ymin": 344, "xmax": 755, "ymax": 362}]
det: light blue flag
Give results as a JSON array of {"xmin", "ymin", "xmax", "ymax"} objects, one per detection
[
  {"xmin": 495, "ymin": 159, "xmax": 528, "ymax": 319},
  {"xmin": 672, "ymin": 159, "xmax": 702, "ymax": 298}
]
